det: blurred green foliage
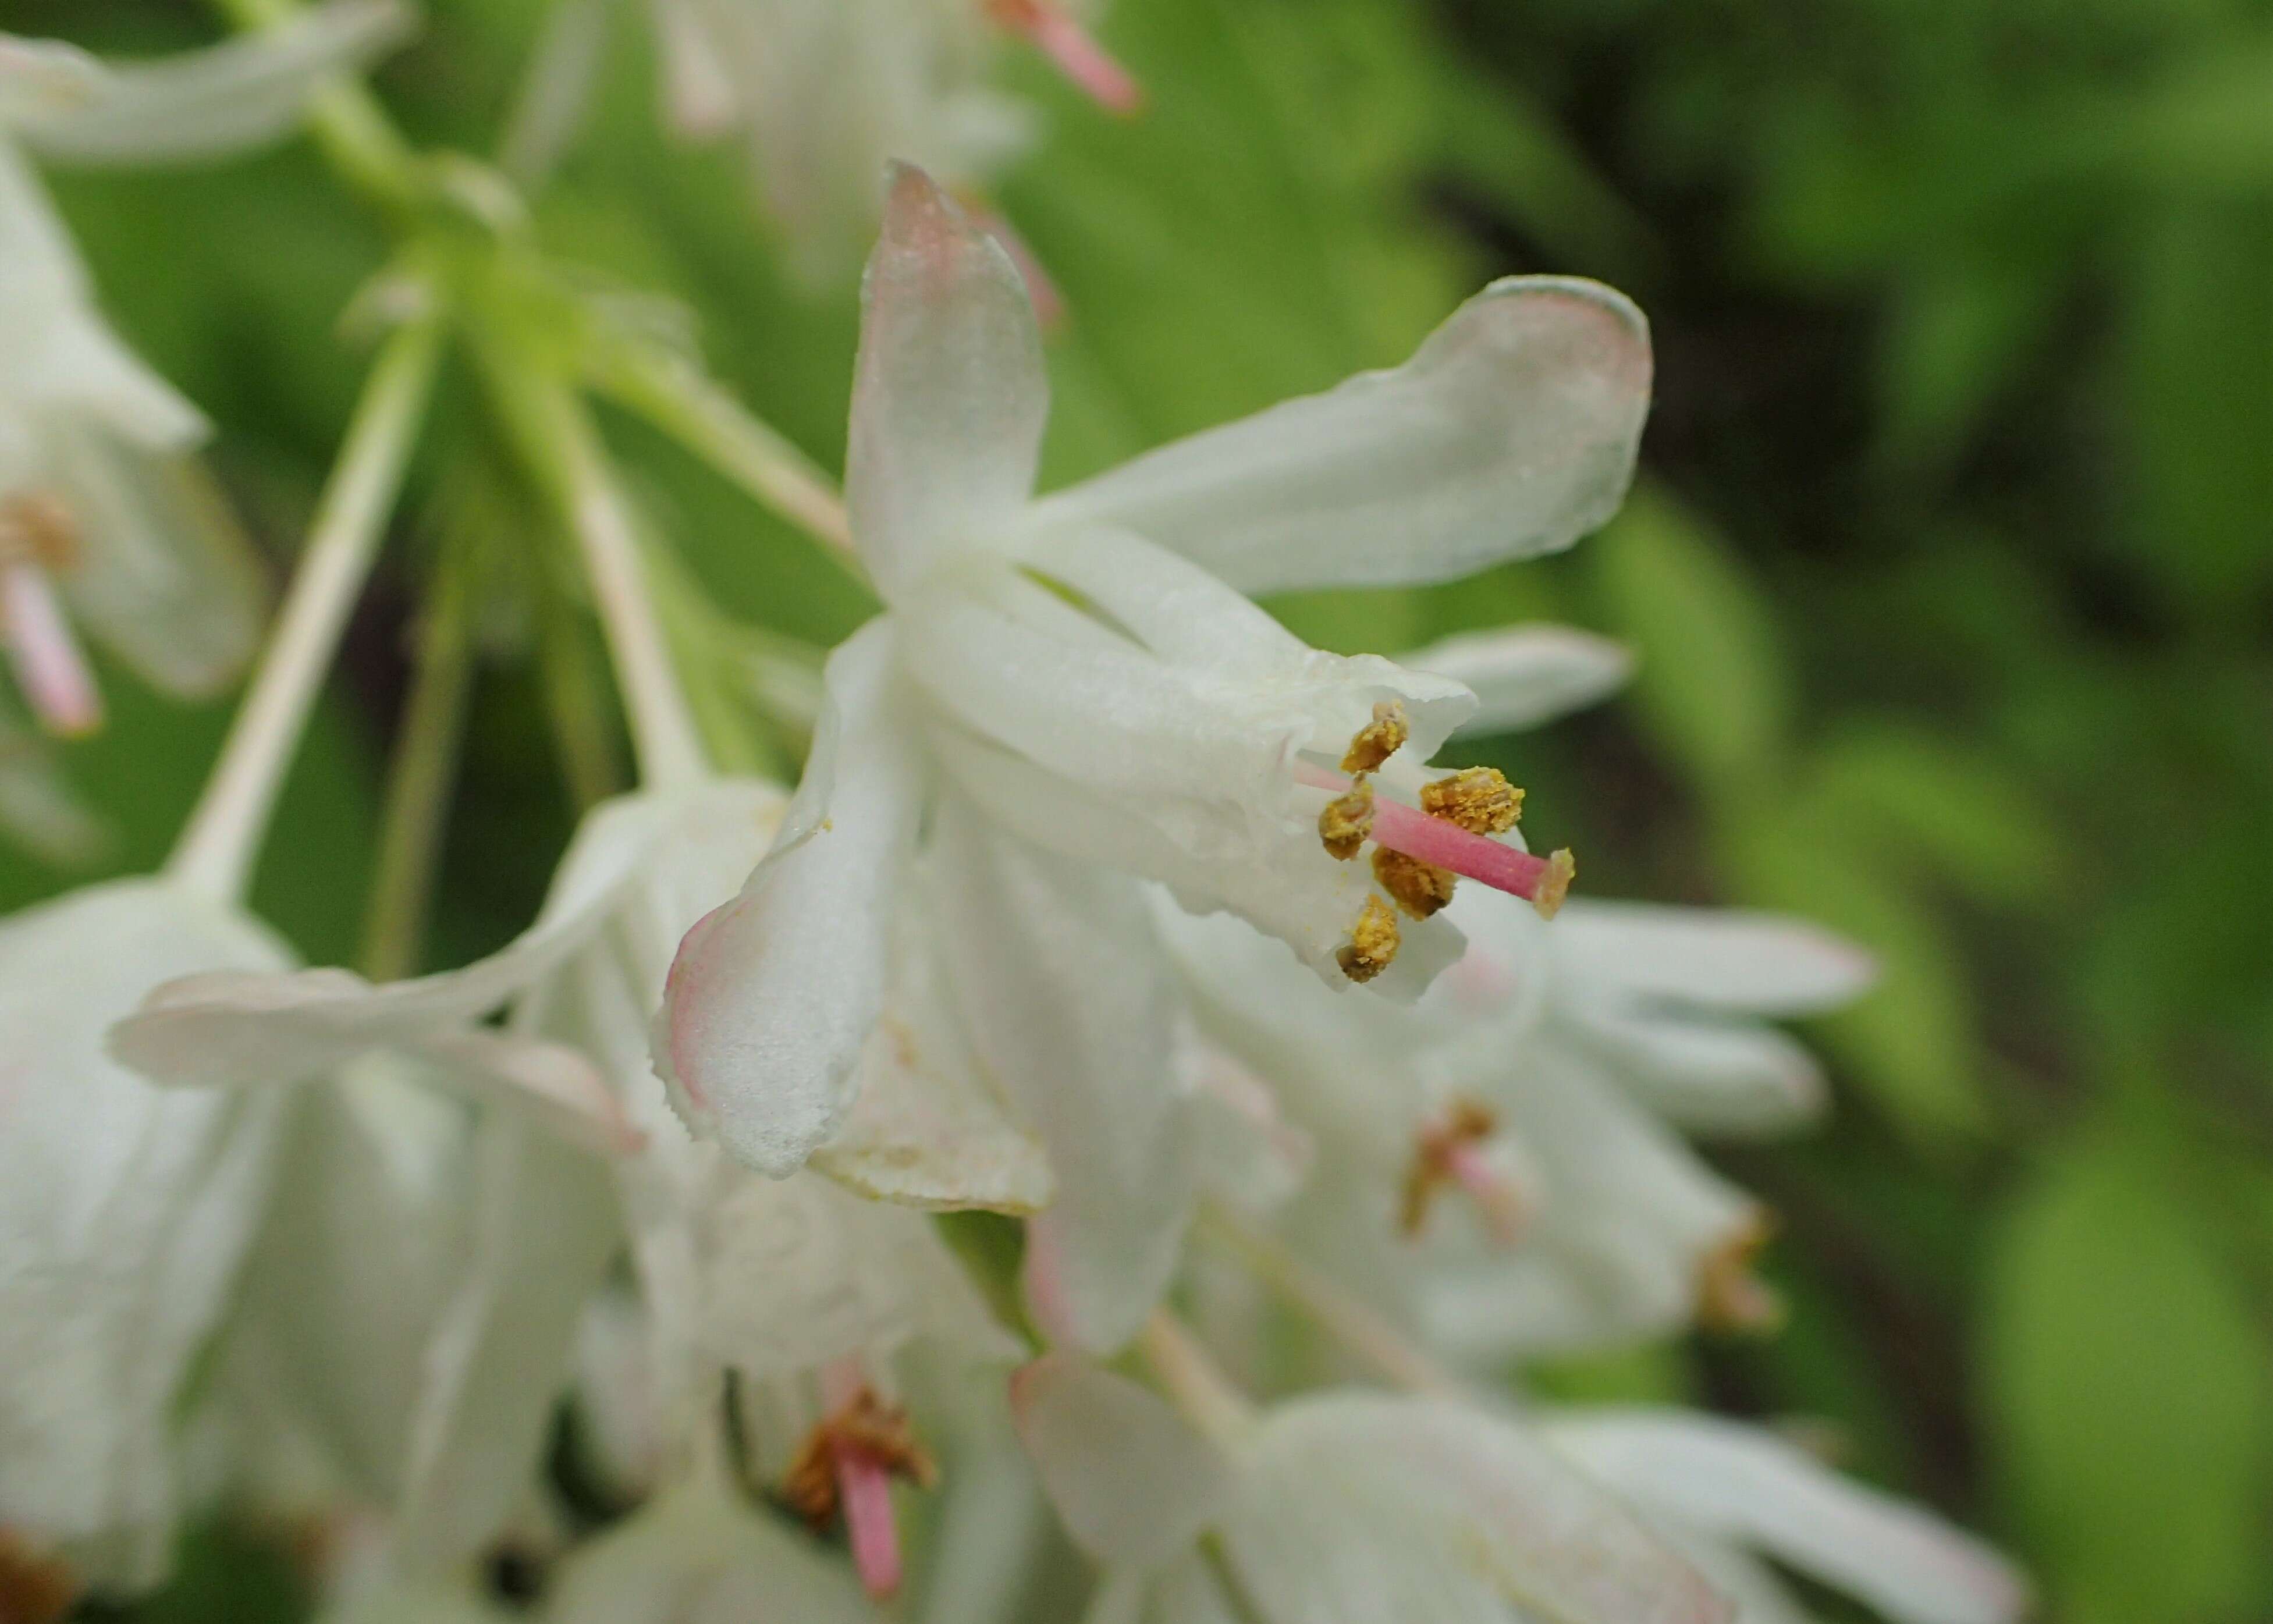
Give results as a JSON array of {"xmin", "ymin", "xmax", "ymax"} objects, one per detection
[{"xmin": 5, "ymin": 0, "xmax": 2267, "ymax": 1619}]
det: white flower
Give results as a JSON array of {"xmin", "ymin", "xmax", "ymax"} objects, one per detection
[
  {"xmin": 0, "ymin": 1, "xmax": 411, "ymax": 738},
  {"xmin": 113, "ymin": 778, "xmax": 1030, "ymax": 1595},
  {"xmin": 542, "ymin": 1469, "xmax": 882, "ymax": 1624},
  {"xmin": 1013, "ymin": 1352, "xmax": 1734, "ymax": 1624},
  {"xmin": 645, "ymin": 0, "xmax": 1134, "ymax": 280},
  {"xmin": 1545, "ymin": 1410, "xmax": 2029, "ymax": 1624},
  {"xmin": 657, "ymin": 168, "xmax": 1653, "ymax": 1352},
  {"xmin": 0, "ymin": 879, "xmax": 294, "ymax": 1594}
]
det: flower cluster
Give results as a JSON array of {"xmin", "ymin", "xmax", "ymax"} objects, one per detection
[{"xmin": 0, "ymin": 9, "xmax": 2029, "ymax": 1624}]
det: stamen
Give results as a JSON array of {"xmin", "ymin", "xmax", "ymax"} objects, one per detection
[
  {"xmin": 987, "ymin": 0, "xmax": 1146, "ymax": 114},
  {"xmin": 1336, "ymin": 894, "xmax": 1400, "ymax": 983},
  {"xmin": 1372, "ymin": 793, "xmax": 1572, "ymax": 920},
  {"xmin": 1317, "ymin": 778, "xmax": 1375, "ymax": 859},
  {"xmin": 1400, "ymin": 1100, "xmax": 1526, "ymax": 1243},
  {"xmin": 0, "ymin": 1528, "xmax": 76, "ymax": 1624},
  {"xmin": 1, "ymin": 563, "xmax": 101, "ymax": 736},
  {"xmin": 1697, "ymin": 1210, "xmax": 1785, "ymax": 1334},
  {"xmin": 1372, "ymin": 847, "xmax": 1454, "ymax": 918},
  {"xmin": 1420, "ymin": 766, "xmax": 1522, "ymax": 833},
  {"xmin": 784, "ymin": 1361, "xmax": 939, "ymax": 1601},
  {"xmin": 1340, "ymin": 699, "xmax": 1409, "ymax": 774}
]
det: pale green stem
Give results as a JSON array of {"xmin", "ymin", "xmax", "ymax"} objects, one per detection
[
  {"xmin": 1199, "ymin": 1201, "xmax": 1468, "ymax": 1401},
  {"xmin": 481, "ymin": 347, "xmax": 708, "ymax": 790},
  {"xmin": 537, "ymin": 595, "xmax": 626, "ymax": 809},
  {"xmin": 358, "ymin": 555, "xmax": 474, "ymax": 981},
  {"xmin": 208, "ymin": 0, "xmax": 424, "ymax": 214},
  {"xmin": 1138, "ymin": 1310, "xmax": 1258, "ymax": 1450},
  {"xmin": 589, "ymin": 340, "xmax": 860, "ymax": 568},
  {"xmin": 168, "ymin": 319, "xmax": 442, "ymax": 905}
]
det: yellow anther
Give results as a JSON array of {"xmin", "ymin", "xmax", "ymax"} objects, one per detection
[
  {"xmin": 0, "ymin": 493, "xmax": 79, "ymax": 574},
  {"xmin": 1530, "ymin": 848, "xmax": 1576, "ymax": 920},
  {"xmin": 782, "ymin": 1387, "xmax": 939, "ymax": 1531},
  {"xmin": 1317, "ymin": 779, "xmax": 1376, "ymax": 861},
  {"xmin": 1340, "ymin": 700, "xmax": 1409, "ymax": 774},
  {"xmin": 1419, "ymin": 766, "xmax": 1523, "ymax": 834},
  {"xmin": 1697, "ymin": 1210, "xmax": 1785, "ymax": 1335},
  {"xmin": 1372, "ymin": 847, "xmax": 1455, "ymax": 919},
  {"xmin": 1335, "ymin": 894, "xmax": 1401, "ymax": 983}
]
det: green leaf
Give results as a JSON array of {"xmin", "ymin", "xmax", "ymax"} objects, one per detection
[
  {"xmin": 1984, "ymin": 1127, "xmax": 2273, "ymax": 1624},
  {"xmin": 1592, "ymin": 484, "xmax": 1793, "ymax": 793}
]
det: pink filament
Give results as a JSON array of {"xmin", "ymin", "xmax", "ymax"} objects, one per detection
[
  {"xmin": 1443, "ymin": 1140, "xmax": 1526, "ymax": 1244},
  {"xmin": 1, "ymin": 563, "xmax": 100, "ymax": 735},
  {"xmin": 821, "ymin": 1358, "xmax": 903, "ymax": 1600},
  {"xmin": 990, "ymin": 0, "xmax": 1145, "ymax": 113},
  {"xmin": 1297, "ymin": 762, "xmax": 1556, "ymax": 903}
]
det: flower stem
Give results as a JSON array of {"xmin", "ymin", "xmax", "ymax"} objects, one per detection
[
  {"xmin": 1198, "ymin": 1201, "xmax": 1467, "ymax": 1400},
  {"xmin": 586, "ymin": 339, "xmax": 860, "ymax": 571},
  {"xmin": 358, "ymin": 552, "xmax": 474, "ymax": 981},
  {"xmin": 1137, "ymin": 1310, "xmax": 1257, "ymax": 1449},
  {"xmin": 207, "ymin": 0, "xmax": 424, "ymax": 214},
  {"xmin": 168, "ymin": 317, "xmax": 441, "ymax": 905}
]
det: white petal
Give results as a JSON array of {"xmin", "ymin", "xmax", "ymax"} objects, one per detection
[
  {"xmin": 847, "ymin": 163, "xmax": 1046, "ymax": 597},
  {"xmin": 1010, "ymin": 1354, "xmax": 1231, "ymax": 1569},
  {"xmin": 0, "ymin": 879, "xmax": 292, "ymax": 1590},
  {"xmin": 15, "ymin": 1, "xmax": 414, "ymax": 166},
  {"xmin": 110, "ymin": 793, "xmax": 679, "ymax": 1089},
  {"xmin": 654, "ymin": 621, "xmax": 924, "ymax": 1176},
  {"xmin": 696, "ymin": 1170, "xmax": 1021, "ymax": 1381},
  {"xmin": 930, "ymin": 802, "xmax": 1196, "ymax": 1352},
  {"xmin": 545, "ymin": 1473, "xmax": 881, "ymax": 1624},
  {"xmin": 1025, "ymin": 277, "xmax": 1652, "ymax": 595},
  {"xmin": 1557, "ymin": 900, "xmax": 1877, "ymax": 1016},
  {"xmin": 1401, "ymin": 624, "xmax": 1634, "ymax": 736},
  {"xmin": 387, "ymin": 1111, "xmax": 621, "ymax": 1572},
  {"xmin": 413, "ymin": 1029, "xmax": 644, "ymax": 1158},
  {"xmin": 0, "ymin": 37, "xmax": 105, "ymax": 125},
  {"xmin": 1569, "ymin": 1009, "xmax": 1828, "ymax": 1138},
  {"xmin": 811, "ymin": 895, "xmax": 1055, "ymax": 1214},
  {"xmin": 1228, "ymin": 1394, "xmax": 1731, "ymax": 1624},
  {"xmin": 1544, "ymin": 1411, "xmax": 2029, "ymax": 1624}
]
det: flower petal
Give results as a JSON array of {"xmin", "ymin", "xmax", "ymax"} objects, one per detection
[
  {"xmin": 13, "ymin": 1, "xmax": 414, "ymax": 166},
  {"xmin": 1544, "ymin": 1411, "xmax": 2030, "ymax": 1624},
  {"xmin": 930, "ymin": 802, "xmax": 1198, "ymax": 1352},
  {"xmin": 1569, "ymin": 1009, "xmax": 1828, "ymax": 1137},
  {"xmin": 1025, "ymin": 277, "xmax": 1652, "ymax": 595},
  {"xmin": 847, "ymin": 163, "xmax": 1047, "ymax": 596},
  {"xmin": 654, "ymin": 621, "xmax": 924, "ymax": 1177},
  {"xmin": 1010, "ymin": 1354, "xmax": 1232, "ymax": 1568},
  {"xmin": 1557, "ymin": 900, "xmax": 1877, "ymax": 1016},
  {"xmin": 1400, "ymin": 624, "xmax": 1634, "ymax": 737}
]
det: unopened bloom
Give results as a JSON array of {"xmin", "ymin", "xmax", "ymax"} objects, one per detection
[
  {"xmin": 0, "ymin": 880, "xmax": 294, "ymax": 1595},
  {"xmin": 658, "ymin": 168, "xmax": 1653, "ymax": 1349},
  {"xmin": 1013, "ymin": 1351, "xmax": 1733, "ymax": 1624},
  {"xmin": 1546, "ymin": 1410, "xmax": 2029, "ymax": 1624},
  {"xmin": 0, "ymin": 1, "xmax": 410, "ymax": 740},
  {"xmin": 647, "ymin": 0, "xmax": 1135, "ymax": 280}
]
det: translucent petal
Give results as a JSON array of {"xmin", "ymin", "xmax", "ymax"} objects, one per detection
[
  {"xmin": 655, "ymin": 623, "xmax": 925, "ymax": 1176},
  {"xmin": 1025, "ymin": 277, "xmax": 1652, "ymax": 595},
  {"xmin": 0, "ymin": 879, "xmax": 292, "ymax": 1590},
  {"xmin": 1545, "ymin": 1411, "xmax": 2029, "ymax": 1624},
  {"xmin": 847, "ymin": 164, "xmax": 1046, "ymax": 596},
  {"xmin": 14, "ymin": 1, "xmax": 414, "ymax": 166},
  {"xmin": 1400, "ymin": 624, "xmax": 1634, "ymax": 737},
  {"xmin": 1568, "ymin": 1008, "xmax": 1828, "ymax": 1138},
  {"xmin": 1010, "ymin": 1355, "xmax": 1231, "ymax": 1568},
  {"xmin": 1557, "ymin": 900, "xmax": 1877, "ymax": 1015},
  {"xmin": 929, "ymin": 801, "xmax": 1195, "ymax": 1352}
]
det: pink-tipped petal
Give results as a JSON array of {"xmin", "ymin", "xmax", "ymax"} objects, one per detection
[
  {"xmin": 2, "ymin": 563, "xmax": 101, "ymax": 735},
  {"xmin": 991, "ymin": 0, "xmax": 1145, "ymax": 113},
  {"xmin": 968, "ymin": 202, "xmax": 1068, "ymax": 331}
]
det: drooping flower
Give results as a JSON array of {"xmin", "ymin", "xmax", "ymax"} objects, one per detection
[
  {"xmin": 1544, "ymin": 1410, "xmax": 2029, "ymax": 1624},
  {"xmin": 656, "ymin": 166, "xmax": 1654, "ymax": 1333},
  {"xmin": 0, "ymin": 2, "xmax": 410, "ymax": 742},
  {"xmin": 645, "ymin": 0, "xmax": 1136, "ymax": 280},
  {"xmin": 1013, "ymin": 1349, "xmax": 1735, "ymax": 1624},
  {"xmin": 113, "ymin": 779, "xmax": 1035, "ymax": 1597},
  {"xmin": 0, "ymin": 879, "xmax": 296, "ymax": 1596}
]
